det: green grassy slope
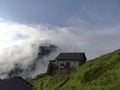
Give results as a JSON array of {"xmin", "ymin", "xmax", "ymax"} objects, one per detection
[{"xmin": 33, "ymin": 49, "xmax": 120, "ymax": 90}]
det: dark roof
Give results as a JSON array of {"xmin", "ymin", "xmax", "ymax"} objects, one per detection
[
  {"xmin": 0, "ymin": 77, "xmax": 34, "ymax": 90},
  {"xmin": 55, "ymin": 52, "xmax": 87, "ymax": 61}
]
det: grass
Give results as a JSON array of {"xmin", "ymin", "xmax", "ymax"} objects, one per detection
[
  {"xmin": 32, "ymin": 74, "xmax": 69, "ymax": 90},
  {"xmin": 32, "ymin": 49, "xmax": 120, "ymax": 90}
]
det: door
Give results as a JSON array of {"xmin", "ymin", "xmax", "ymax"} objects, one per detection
[{"xmin": 66, "ymin": 61, "xmax": 71, "ymax": 69}]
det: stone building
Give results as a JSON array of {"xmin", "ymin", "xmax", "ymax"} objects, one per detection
[
  {"xmin": 55, "ymin": 53, "xmax": 87, "ymax": 69},
  {"xmin": 49, "ymin": 52, "xmax": 87, "ymax": 73}
]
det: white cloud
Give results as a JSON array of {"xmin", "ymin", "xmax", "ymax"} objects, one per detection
[{"xmin": 0, "ymin": 20, "xmax": 120, "ymax": 78}]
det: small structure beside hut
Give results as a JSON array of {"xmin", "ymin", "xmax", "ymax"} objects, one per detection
[{"xmin": 48, "ymin": 52, "xmax": 87, "ymax": 75}]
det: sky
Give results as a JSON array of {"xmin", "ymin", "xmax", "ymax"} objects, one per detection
[
  {"xmin": 0, "ymin": 0, "xmax": 120, "ymax": 26},
  {"xmin": 0, "ymin": 0, "xmax": 120, "ymax": 78}
]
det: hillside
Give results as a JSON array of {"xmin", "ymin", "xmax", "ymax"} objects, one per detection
[{"xmin": 32, "ymin": 49, "xmax": 120, "ymax": 90}]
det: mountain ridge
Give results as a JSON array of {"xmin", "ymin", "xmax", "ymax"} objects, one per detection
[{"xmin": 32, "ymin": 49, "xmax": 120, "ymax": 90}]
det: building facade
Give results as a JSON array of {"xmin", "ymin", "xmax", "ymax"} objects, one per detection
[{"xmin": 55, "ymin": 53, "xmax": 87, "ymax": 70}]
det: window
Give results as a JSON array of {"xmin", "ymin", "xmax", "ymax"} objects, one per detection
[{"xmin": 60, "ymin": 63, "xmax": 64, "ymax": 66}]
